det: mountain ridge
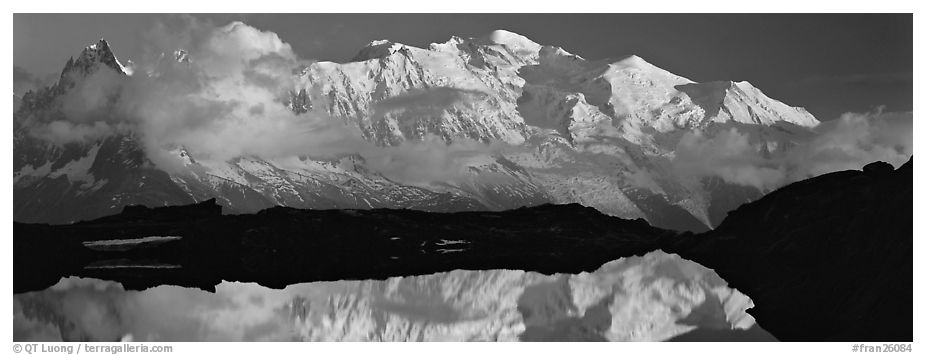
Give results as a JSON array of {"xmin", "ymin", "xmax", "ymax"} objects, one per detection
[{"xmin": 15, "ymin": 30, "xmax": 825, "ymax": 231}]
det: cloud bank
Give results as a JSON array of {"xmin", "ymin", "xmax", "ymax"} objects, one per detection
[{"xmin": 671, "ymin": 108, "xmax": 912, "ymax": 191}]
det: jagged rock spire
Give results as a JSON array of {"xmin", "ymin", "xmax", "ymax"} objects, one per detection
[{"xmin": 57, "ymin": 38, "xmax": 128, "ymax": 89}]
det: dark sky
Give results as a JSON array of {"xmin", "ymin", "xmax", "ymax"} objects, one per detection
[{"xmin": 14, "ymin": 13, "xmax": 912, "ymax": 120}]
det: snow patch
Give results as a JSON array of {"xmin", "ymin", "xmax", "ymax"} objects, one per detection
[{"xmin": 48, "ymin": 144, "xmax": 101, "ymax": 186}]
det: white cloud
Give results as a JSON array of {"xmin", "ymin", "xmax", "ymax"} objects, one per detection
[
  {"xmin": 670, "ymin": 108, "xmax": 912, "ymax": 190},
  {"xmin": 29, "ymin": 120, "xmax": 122, "ymax": 145},
  {"xmin": 361, "ymin": 135, "xmax": 511, "ymax": 186},
  {"xmin": 673, "ymin": 127, "xmax": 786, "ymax": 190},
  {"xmin": 787, "ymin": 109, "xmax": 912, "ymax": 179}
]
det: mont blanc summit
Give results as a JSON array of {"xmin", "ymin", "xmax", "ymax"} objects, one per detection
[{"xmin": 15, "ymin": 29, "xmax": 820, "ymax": 230}]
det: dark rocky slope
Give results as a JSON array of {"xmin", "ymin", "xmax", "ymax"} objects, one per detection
[{"xmin": 663, "ymin": 158, "xmax": 912, "ymax": 341}]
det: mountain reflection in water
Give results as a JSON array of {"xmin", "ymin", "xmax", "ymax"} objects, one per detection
[{"xmin": 13, "ymin": 250, "xmax": 774, "ymax": 342}]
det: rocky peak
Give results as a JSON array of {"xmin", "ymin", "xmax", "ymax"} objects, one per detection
[
  {"xmin": 57, "ymin": 38, "xmax": 127, "ymax": 89},
  {"xmin": 351, "ymin": 40, "xmax": 408, "ymax": 62}
]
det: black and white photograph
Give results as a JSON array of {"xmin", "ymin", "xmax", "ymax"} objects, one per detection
[{"xmin": 6, "ymin": 7, "xmax": 918, "ymax": 350}]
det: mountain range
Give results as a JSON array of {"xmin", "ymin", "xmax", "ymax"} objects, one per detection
[{"xmin": 15, "ymin": 30, "xmax": 824, "ymax": 231}]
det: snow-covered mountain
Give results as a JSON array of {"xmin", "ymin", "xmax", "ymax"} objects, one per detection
[
  {"xmin": 14, "ymin": 251, "xmax": 764, "ymax": 341},
  {"xmin": 13, "ymin": 32, "xmax": 820, "ymax": 230}
]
